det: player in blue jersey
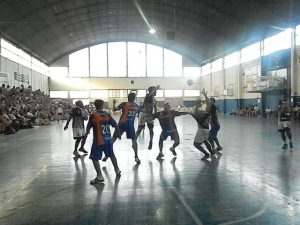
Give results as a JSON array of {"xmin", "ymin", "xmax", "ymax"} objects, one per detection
[
  {"xmin": 86, "ymin": 99, "xmax": 121, "ymax": 185},
  {"xmin": 103, "ymin": 92, "xmax": 141, "ymax": 164},
  {"xmin": 153, "ymin": 103, "xmax": 188, "ymax": 159}
]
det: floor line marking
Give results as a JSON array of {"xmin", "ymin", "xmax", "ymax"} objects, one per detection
[{"xmin": 217, "ymin": 203, "xmax": 268, "ymax": 225}]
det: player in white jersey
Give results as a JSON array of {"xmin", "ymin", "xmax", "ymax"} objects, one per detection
[{"xmin": 136, "ymin": 85, "xmax": 160, "ymax": 150}]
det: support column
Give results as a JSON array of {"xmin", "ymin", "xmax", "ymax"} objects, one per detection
[{"xmin": 291, "ymin": 25, "xmax": 297, "ymax": 97}]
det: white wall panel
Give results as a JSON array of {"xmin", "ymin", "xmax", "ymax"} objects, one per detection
[
  {"xmin": 0, "ymin": 56, "xmax": 49, "ymax": 92},
  {"xmin": 224, "ymin": 66, "xmax": 238, "ymax": 99}
]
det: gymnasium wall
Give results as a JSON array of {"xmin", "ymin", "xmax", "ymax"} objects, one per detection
[{"xmin": 0, "ymin": 56, "xmax": 49, "ymax": 94}]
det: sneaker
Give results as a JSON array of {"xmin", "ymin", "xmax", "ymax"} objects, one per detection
[
  {"xmin": 201, "ymin": 155, "xmax": 210, "ymax": 161},
  {"xmin": 90, "ymin": 176, "xmax": 104, "ymax": 185},
  {"xmin": 73, "ymin": 150, "xmax": 80, "ymax": 157},
  {"xmin": 282, "ymin": 143, "xmax": 288, "ymax": 150},
  {"xmin": 115, "ymin": 169, "xmax": 121, "ymax": 176},
  {"xmin": 216, "ymin": 146, "xmax": 223, "ymax": 151},
  {"xmin": 290, "ymin": 142, "xmax": 293, "ymax": 149},
  {"xmin": 79, "ymin": 147, "xmax": 88, "ymax": 154},
  {"xmin": 102, "ymin": 156, "xmax": 108, "ymax": 162},
  {"xmin": 135, "ymin": 156, "xmax": 141, "ymax": 164},
  {"xmin": 148, "ymin": 141, "xmax": 153, "ymax": 150},
  {"xmin": 169, "ymin": 147, "xmax": 177, "ymax": 156},
  {"xmin": 156, "ymin": 152, "xmax": 164, "ymax": 160}
]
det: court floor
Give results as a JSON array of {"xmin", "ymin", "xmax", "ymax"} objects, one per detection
[{"xmin": 0, "ymin": 115, "xmax": 299, "ymax": 225}]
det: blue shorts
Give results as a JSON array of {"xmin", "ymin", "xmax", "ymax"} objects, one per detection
[
  {"xmin": 160, "ymin": 130, "xmax": 179, "ymax": 141},
  {"xmin": 210, "ymin": 124, "xmax": 220, "ymax": 138},
  {"xmin": 89, "ymin": 142, "xmax": 113, "ymax": 161},
  {"xmin": 114, "ymin": 123, "xmax": 136, "ymax": 140}
]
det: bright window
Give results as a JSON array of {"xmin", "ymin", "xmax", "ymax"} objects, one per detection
[
  {"xmin": 156, "ymin": 90, "xmax": 164, "ymax": 98},
  {"xmin": 184, "ymin": 90, "xmax": 200, "ymax": 97},
  {"xmin": 201, "ymin": 63, "xmax": 211, "ymax": 76},
  {"xmin": 1, "ymin": 39, "xmax": 19, "ymax": 55},
  {"xmin": 18, "ymin": 49, "xmax": 31, "ymax": 68},
  {"xmin": 147, "ymin": 44, "xmax": 163, "ymax": 77},
  {"xmin": 263, "ymin": 29, "xmax": 291, "ymax": 56},
  {"xmin": 296, "ymin": 24, "xmax": 300, "ymax": 46},
  {"xmin": 224, "ymin": 51, "xmax": 238, "ymax": 69},
  {"xmin": 90, "ymin": 43, "xmax": 107, "ymax": 77},
  {"xmin": 165, "ymin": 90, "xmax": 182, "ymax": 97},
  {"xmin": 108, "ymin": 90, "xmax": 128, "ymax": 98},
  {"xmin": 32, "ymin": 58, "xmax": 49, "ymax": 75},
  {"xmin": 1, "ymin": 48, "xmax": 18, "ymax": 62},
  {"xmin": 137, "ymin": 89, "xmax": 146, "ymax": 97},
  {"xmin": 108, "ymin": 42, "xmax": 126, "ymax": 77},
  {"xmin": 164, "ymin": 49, "xmax": 182, "ymax": 77},
  {"xmin": 50, "ymin": 91, "xmax": 68, "ymax": 98},
  {"xmin": 49, "ymin": 67, "xmax": 68, "ymax": 77},
  {"xmin": 211, "ymin": 58, "xmax": 222, "ymax": 73},
  {"xmin": 69, "ymin": 48, "xmax": 89, "ymax": 77},
  {"xmin": 69, "ymin": 91, "xmax": 89, "ymax": 99},
  {"xmin": 128, "ymin": 42, "xmax": 146, "ymax": 77},
  {"xmin": 183, "ymin": 67, "xmax": 201, "ymax": 77},
  {"xmin": 90, "ymin": 90, "xmax": 108, "ymax": 99},
  {"xmin": 241, "ymin": 42, "xmax": 260, "ymax": 63}
]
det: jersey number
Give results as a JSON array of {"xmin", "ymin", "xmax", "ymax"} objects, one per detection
[{"xmin": 101, "ymin": 125, "xmax": 110, "ymax": 134}]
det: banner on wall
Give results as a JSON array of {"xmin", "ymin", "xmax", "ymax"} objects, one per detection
[
  {"xmin": 0, "ymin": 71, "xmax": 9, "ymax": 83},
  {"xmin": 14, "ymin": 72, "xmax": 29, "ymax": 83}
]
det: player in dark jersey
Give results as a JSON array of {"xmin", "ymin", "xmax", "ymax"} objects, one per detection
[
  {"xmin": 202, "ymin": 89, "xmax": 223, "ymax": 151},
  {"xmin": 136, "ymin": 85, "xmax": 160, "ymax": 150},
  {"xmin": 190, "ymin": 98, "xmax": 217, "ymax": 160},
  {"xmin": 277, "ymin": 97, "xmax": 293, "ymax": 150},
  {"xmin": 103, "ymin": 92, "xmax": 141, "ymax": 164},
  {"xmin": 64, "ymin": 100, "xmax": 88, "ymax": 157},
  {"xmin": 153, "ymin": 103, "xmax": 188, "ymax": 159},
  {"xmin": 86, "ymin": 99, "xmax": 121, "ymax": 185}
]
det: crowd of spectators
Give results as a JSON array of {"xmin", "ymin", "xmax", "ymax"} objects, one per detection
[{"xmin": 0, "ymin": 84, "xmax": 71, "ymax": 135}]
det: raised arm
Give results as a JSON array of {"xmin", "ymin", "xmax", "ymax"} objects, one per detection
[
  {"xmin": 201, "ymin": 88, "xmax": 210, "ymax": 107},
  {"xmin": 112, "ymin": 99, "xmax": 118, "ymax": 112},
  {"xmin": 148, "ymin": 85, "xmax": 160, "ymax": 97}
]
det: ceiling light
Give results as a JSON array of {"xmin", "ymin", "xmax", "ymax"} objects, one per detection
[{"xmin": 149, "ymin": 28, "xmax": 156, "ymax": 34}]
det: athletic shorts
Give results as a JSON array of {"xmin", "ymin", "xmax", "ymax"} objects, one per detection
[
  {"xmin": 73, "ymin": 128, "xmax": 86, "ymax": 139},
  {"xmin": 138, "ymin": 112, "xmax": 154, "ymax": 126},
  {"xmin": 209, "ymin": 124, "xmax": 220, "ymax": 138},
  {"xmin": 114, "ymin": 123, "xmax": 136, "ymax": 140},
  {"xmin": 278, "ymin": 121, "xmax": 291, "ymax": 131},
  {"xmin": 194, "ymin": 128, "xmax": 209, "ymax": 144},
  {"xmin": 89, "ymin": 142, "xmax": 113, "ymax": 161},
  {"xmin": 160, "ymin": 130, "xmax": 179, "ymax": 141}
]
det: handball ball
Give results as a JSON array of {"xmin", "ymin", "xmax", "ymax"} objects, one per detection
[{"xmin": 187, "ymin": 79, "xmax": 193, "ymax": 86}]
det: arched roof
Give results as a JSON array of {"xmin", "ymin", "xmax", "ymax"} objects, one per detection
[{"xmin": 0, "ymin": 0, "xmax": 299, "ymax": 65}]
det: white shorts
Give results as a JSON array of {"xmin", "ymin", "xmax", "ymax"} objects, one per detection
[
  {"xmin": 73, "ymin": 128, "xmax": 86, "ymax": 138},
  {"xmin": 194, "ymin": 128, "xmax": 209, "ymax": 143},
  {"xmin": 138, "ymin": 112, "xmax": 154, "ymax": 126},
  {"xmin": 278, "ymin": 121, "xmax": 291, "ymax": 130}
]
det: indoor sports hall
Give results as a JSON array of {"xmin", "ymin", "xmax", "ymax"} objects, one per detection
[{"xmin": 0, "ymin": 1, "xmax": 300, "ymax": 225}]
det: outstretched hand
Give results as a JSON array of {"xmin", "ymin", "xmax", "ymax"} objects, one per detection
[{"xmin": 201, "ymin": 88, "xmax": 207, "ymax": 95}]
